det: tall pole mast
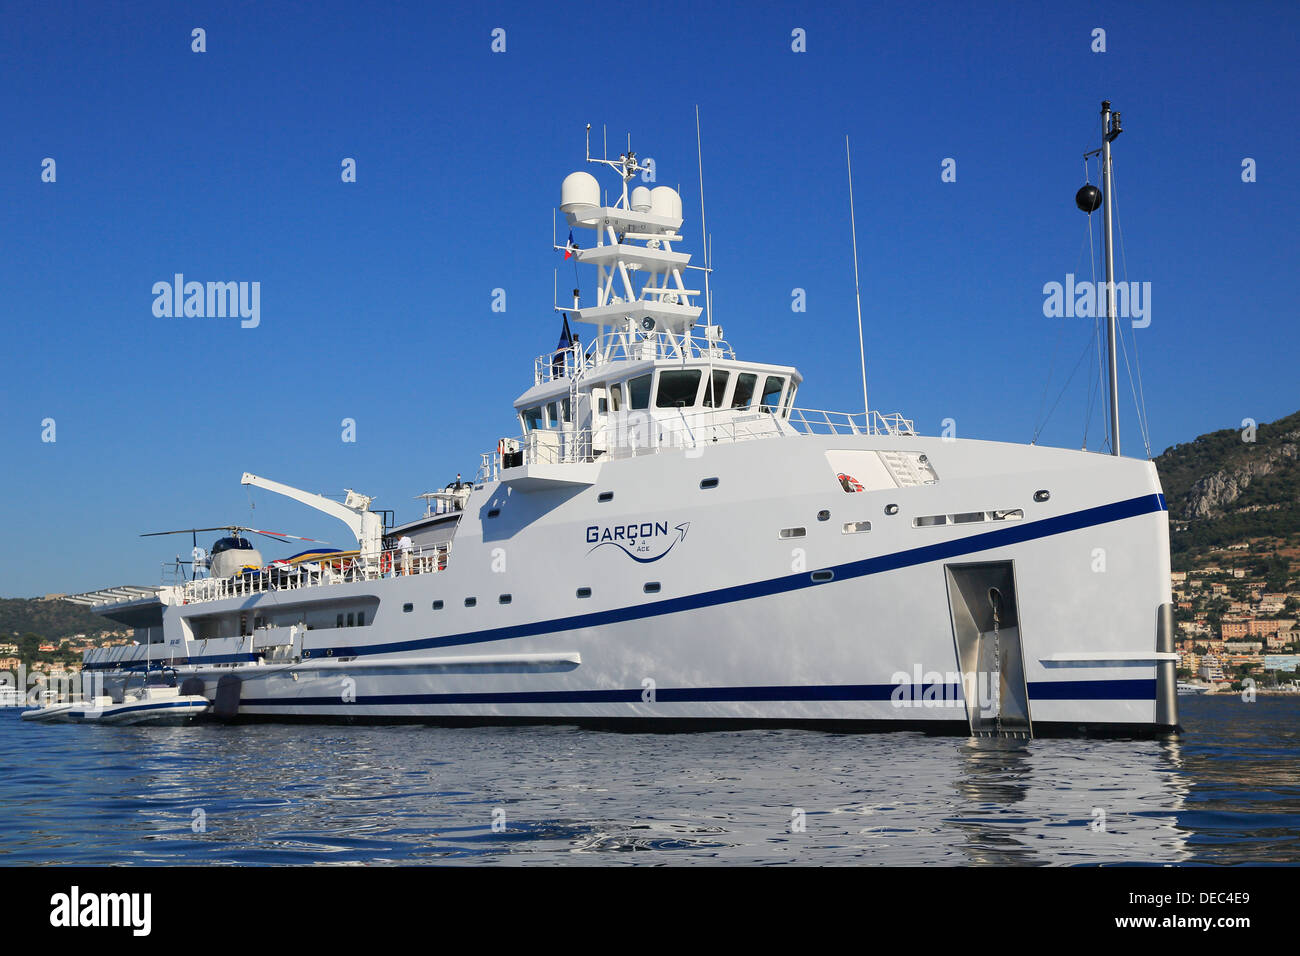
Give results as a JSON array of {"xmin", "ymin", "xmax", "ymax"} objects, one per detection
[{"xmin": 1101, "ymin": 100, "xmax": 1122, "ymax": 456}]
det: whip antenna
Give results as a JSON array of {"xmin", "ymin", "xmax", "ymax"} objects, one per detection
[{"xmin": 846, "ymin": 136, "xmax": 869, "ymax": 422}]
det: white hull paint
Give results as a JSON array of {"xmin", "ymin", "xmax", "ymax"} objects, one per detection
[{"xmin": 84, "ymin": 435, "xmax": 1177, "ymax": 733}]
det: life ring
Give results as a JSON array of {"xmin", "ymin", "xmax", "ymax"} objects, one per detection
[
  {"xmin": 837, "ymin": 473, "xmax": 864, "ymax": 493},
  {"xmin": 380, "ymin": 551, "xmax": 392, "ymax": 574}
]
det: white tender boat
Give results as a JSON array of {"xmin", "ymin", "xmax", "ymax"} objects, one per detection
[{"xmin": 22, "ymin": 681, "xmax": 210, "ymax": 725}]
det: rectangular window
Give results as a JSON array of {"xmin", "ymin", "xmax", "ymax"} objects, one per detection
[
  {"xmin": 432, "ymin": 600, "xmax": 444, "ymax": 610},
  {"xmin": 402, "ymin": 603, "xmax": 413, "ymax": 613},
  {"xmin": 643, "ymin": 582, "xmax": 661, "ymax": 594},
  {"xmin": 609, "ymin": 384, "xmax": 622, "ymax": 411},
  {"xmin": 760, "ymin": 376, "xmax": 785, "ymax": 410},
  {"xmin": 347, "ymin": 612, "xmax": 355, "ymax": 627},
  {"xmin": 990, "ymin": 509, "xmax": 1024, "ymax": 521},
  {"xmin": 561, "ymin": 397, "xmax": 571, "ymax": 422},
  {"xmin": 357, "ymin": 612, "xmax": 365, "ymax": 626},
  {"xmin": 336, "ymin": 613, "xmax": 344, "ymax": 628},
  {"xmin": 597, "ymin": 397, "xmax": 608, "ymax": 414},
  {"xmin": 523, "ymin": 406, "xmax": 543, "ymax": 431},
  {"xmin": 779, "ymin": 527, "xmax": 806, "ymax": 538},
  {"xmin": 702, "ymin": 370, "xmax": 730, "ymax": 408},
  {"xmin": 465, "ymin": 597, "xmax": 477, "ymax": 607},
  {"xmin": 731, "ymin": 373, "xmax": 757, "ymax": 408},
  {"xmin": 842, "ymin": 521, "xmax": 871, "ymax": 534},
  {"xmin": 782, "ymin": 384, "xmax": 798, "ymax": 416},
  {"xmin": 576, "ymin": 587, "xmax": 592, "ymax": 598},
  {"xmin": 952, "ymin": 512, "xmax": 985, "ymax": 524},
  {"xmin": 628, "ymin": 374, "xmax": 652, "ymax": 410},
  {"xmin": 656, "ymin": 369, "xmax": 702, "ymax": 408},
  {"xmin": 499, "ymin": 594, "xmax": 512, "ymax": 605},
  {"xmin": 547, "ymin": 402, "xmax": 559, "ymax": 427},
  {"xmin": 914, "ymin": 515, "xmax": 949, "ymax": 527}
]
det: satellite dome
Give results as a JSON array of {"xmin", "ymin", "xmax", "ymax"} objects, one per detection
[
  {"xmin": 561, "ymin": 171, "xmax": 600, "ymax": 213},
  {"xmin": 631, "ymin": 186, "xmax": 652, "ymax": 213},
  {"xmin": 649, "ymin": 186, "xmax": 682, "ymax": 220}
]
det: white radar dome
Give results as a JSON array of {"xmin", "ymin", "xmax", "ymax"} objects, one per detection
[
  {"xmin": 631, "ymin": 186, "xmax": 652, "ymax": 212},
  {"xmin": 650, "ymin": 186, "xmax": 682, "ymax": 221},
  {"xmin": 560, "ymin": 171, "xmax": 600, "ymax": 213}
]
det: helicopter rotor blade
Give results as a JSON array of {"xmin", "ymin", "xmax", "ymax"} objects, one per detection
[
  {"xmin": 141, "ymin": 527, "xmax": 236, "ymax": 537},
  {"xmin": 239, "ymin": 527, "xmax": 330, "ymax": 544}
]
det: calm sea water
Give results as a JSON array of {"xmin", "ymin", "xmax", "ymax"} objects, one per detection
[{"xmin": 1, "ymin": 695, "xmax": 1297, "ymax": 865}]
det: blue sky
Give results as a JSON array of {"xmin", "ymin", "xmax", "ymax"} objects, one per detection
[{"xmin": 2, "ymin": 0, "xmax": 1296, "ymax": 596}]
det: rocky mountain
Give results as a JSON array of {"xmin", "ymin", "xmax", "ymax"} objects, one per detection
[{"xmin": 1155, "ymin": 410, "xmax": 1300, "ymax": 557}]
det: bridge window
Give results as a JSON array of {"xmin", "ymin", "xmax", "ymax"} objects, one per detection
[
  {"xmin": 656, "ymin": 369, "xmax": 702, "ymax": 408},
  {"xmin": 628, "ymin": 374, "xmax": 652, "ymax": 410},
  {"xmin": 701, "ymin": 370, "xmax": 730, "ymax": 407},
  {"xmin": 609, "ymin": 383, "xmax": 622, "ymax": 411},
  {"xmin": 731, "ymin": 373, "xmax": 757, "ymax": 408},
  {"xmin": 782, "ymin": 385, "xmax": 798, "ymax": 416},
  {"xmin": 760, "ymin": 376, "xmax": 785, "ymax": 411},
  {"xmin": 523, "ymin": 406, "xmax": 543, "ymax": 431},
  {"xmin": 547, "ymin": 402, "xmax": 559, "ymax": 427}
]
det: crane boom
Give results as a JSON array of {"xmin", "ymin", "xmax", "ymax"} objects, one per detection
[{"xmin": 240, "ymin": 472, "xmax": 384, "ymax": 562}]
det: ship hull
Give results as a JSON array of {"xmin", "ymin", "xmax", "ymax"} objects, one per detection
[{"xmin": 84, "ymin": 435, "xmax": 1178, "ymax": 736}]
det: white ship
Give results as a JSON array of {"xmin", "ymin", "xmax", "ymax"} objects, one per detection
[{"xmin": 51, "ymin": 106, "xmax": 1178, "ymax": 736}]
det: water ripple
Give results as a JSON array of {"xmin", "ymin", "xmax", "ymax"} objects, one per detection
[{"xmin": 0, "ymin": 695, "xmax": 1297, "ymax": 864}]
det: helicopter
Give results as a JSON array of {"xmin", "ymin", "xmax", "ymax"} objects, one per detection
[{"xmin": 141, "ymin": 526, "xmax": 327, "ymax": 579}]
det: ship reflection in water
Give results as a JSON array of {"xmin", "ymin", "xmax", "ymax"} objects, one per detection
[{"xmin": 1, "ymin": 695, "xmax": 1296, "ymax": 865}]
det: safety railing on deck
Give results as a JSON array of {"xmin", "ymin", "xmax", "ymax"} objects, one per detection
[
  {"xmin": 172, "ymin": 543, "xmax": 451, "ymax": 605},
  {"xmin": 534, "ymin": 328, "xmax": 735, "ymax": 385}
]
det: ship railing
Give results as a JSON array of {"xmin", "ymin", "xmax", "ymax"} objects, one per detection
[
  {"xmin": 173, "ymin": 542, "xmax": 452, "ymax": 605},
  {"xmin": 533, "ymin": 329, "xmax": 735, "ymax": 385},
  {"xmin": 785, "ymin": 407, "xmax": 916, "ymax": 437},
  {"xmin": 491, "ymin": 406, "xmax": 916, "ymax": 470}
]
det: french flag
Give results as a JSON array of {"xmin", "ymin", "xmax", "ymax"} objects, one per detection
[{"xmin": 564, "ymin": 230, "xmax": 579, "ymax": 259}]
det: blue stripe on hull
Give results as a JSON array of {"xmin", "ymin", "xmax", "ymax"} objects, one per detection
[
  {"xmin": 321, "ymin": 492, "xmax": 1167, "ymax": 660},
  {"xmin": 238, "ymin": 677, "xmax": 1156, "ymax": 708},
  {"xmin": 92, "ymin": 493, "xmax": 1167, "ymax": 671}
]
